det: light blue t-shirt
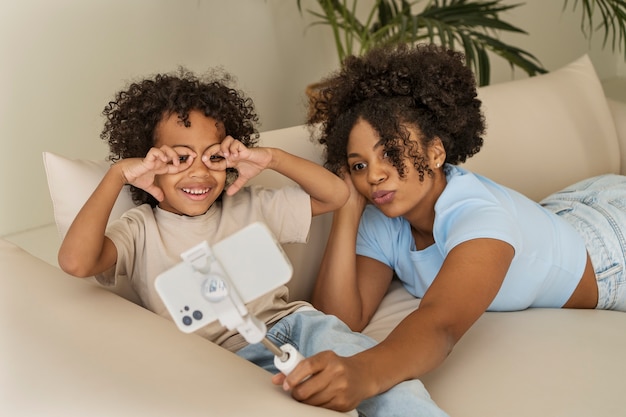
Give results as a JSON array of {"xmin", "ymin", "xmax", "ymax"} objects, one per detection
[{"xmin": 356, "ymin": 165, "xmax": 587, "ymax": 310}]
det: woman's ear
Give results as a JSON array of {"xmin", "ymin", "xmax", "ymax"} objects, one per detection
[{"xmin": 430, "ymin": 137, "xmax": 446, "ymax": 167}]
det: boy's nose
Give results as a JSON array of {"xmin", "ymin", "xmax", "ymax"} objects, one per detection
[{"xmin": 188, "ymin": 156, "xmax": 211, "ymax": 177}]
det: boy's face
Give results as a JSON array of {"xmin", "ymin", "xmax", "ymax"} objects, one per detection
[{"xmin": 153, "ymin": 110, "xmax": 227, "ymax": 216}]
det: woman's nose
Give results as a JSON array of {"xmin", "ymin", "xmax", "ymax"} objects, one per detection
[{"xmin": 367, "ymin": 163, "xmax": 387, "ymax": 184}]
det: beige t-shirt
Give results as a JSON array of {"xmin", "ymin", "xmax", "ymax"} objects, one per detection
[{"xmin": 97, "ymin": 185, "xmax": 312, "ymax": 351}]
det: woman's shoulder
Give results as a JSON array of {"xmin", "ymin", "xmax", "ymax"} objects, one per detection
[
  {"xmin": 436, "ymin": 165, "xmax": 531, "ymax": 250},
  {"xmin": 441, "ymin": 164, "xmax": 519, "ymax": 207},
  {"xmin": 444, "ymin": 164, "xmax": 491, "ymax": 190}
]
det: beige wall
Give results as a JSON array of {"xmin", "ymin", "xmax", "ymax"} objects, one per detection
[
  {"xmin": 1, "ymin": 0, "xmax": 623, "ymax": 237},
  {"xmin": 488, "ymin": 0, "xmax": 623, "ymax": 83}
]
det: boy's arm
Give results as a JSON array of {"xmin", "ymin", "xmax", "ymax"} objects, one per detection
[
  {"xmin": 215, "ymin": 137, "xmax": 348, "ymax": 216},
  {"xmin": 58, "ymin": 164, "xmax": 127, "ymax": 278},
  {"xmin": 265, "ymin": 148, "xmax": 349, "ymax": 216},
  {"xmin": 59, "ymin": 145, "xmax": 195, "ymax": 278}
]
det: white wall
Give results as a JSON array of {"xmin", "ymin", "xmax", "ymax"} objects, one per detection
[{"xmin": 1, "ymin": 0, "xmax": 623, "ymax": 237}]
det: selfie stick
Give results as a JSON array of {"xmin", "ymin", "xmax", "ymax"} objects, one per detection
[{"xmin": 180, "ymin": 241, "xmax": 304, "ymax": 375}]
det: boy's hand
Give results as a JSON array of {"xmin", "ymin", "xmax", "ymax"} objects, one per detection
[
  {"xmin": 203, "ymin": 136, "xmax": 271, "ymax": 195},
  {"xmin": 119, "ymin": 145, "xmax": 195, "ymax": 201}
]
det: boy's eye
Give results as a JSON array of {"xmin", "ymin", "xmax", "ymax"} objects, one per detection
[
  {"xmin": 178, "ymin": 155, "xmax": 190, "ymax": 163},
  {"xmin": 209, "ymin": 154, "xmax": 225, "ymax": 161}
]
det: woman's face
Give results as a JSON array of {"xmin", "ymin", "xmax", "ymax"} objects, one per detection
[
  {"xmin": 346, "ymin": 118, "xmax": 445, "ymax": 224},
  {"xmin": 153, "ymin": 110, "xmax": 227, "ymax": 216}
]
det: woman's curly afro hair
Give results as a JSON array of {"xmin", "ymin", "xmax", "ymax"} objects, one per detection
[
  {"xmin": 309, "ymin": 43, "xmax": 485, "ymax": 180},
  {"xmin": 101, "ymin": 67, "xmax": 259, "ymax": 207}
]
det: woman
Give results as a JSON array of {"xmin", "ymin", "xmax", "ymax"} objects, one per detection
[{"xmin": 278, "ymin": 43, "xmax": 626, "ymax": 410}]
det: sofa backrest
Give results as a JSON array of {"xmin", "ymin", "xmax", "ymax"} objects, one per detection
[
  {"xmin": 44, "ymin": 54, "xmax": 624, "ymax": 304},
  {"xmin": 464, "ymin": 54, "xmax": 620, "ymax": 201},
  {"xmin": 247, "ymin": 125, "xmax": 332, "ymax": 302}
]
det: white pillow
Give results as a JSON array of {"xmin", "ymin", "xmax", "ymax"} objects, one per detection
[{"xmin": 43, "ymin": 152, "xmax": 135, "ymax": 238}]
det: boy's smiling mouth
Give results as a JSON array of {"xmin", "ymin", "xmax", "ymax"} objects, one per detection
[
  {"xmin": 182, "ymin": 187, "xmax": 210, "ymax": 195},
  {"xmin": 181, "ymin": 187, "xmax": 212, "ymax": 201}
]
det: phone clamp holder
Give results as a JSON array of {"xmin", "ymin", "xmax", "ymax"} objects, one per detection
[{"xmin": 177, "ymin": 238, "xmax": 303, "ymax": 374}]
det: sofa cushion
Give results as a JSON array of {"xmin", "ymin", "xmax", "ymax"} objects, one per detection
[
  {"xmin": 361, "ymin": 279, "xmax": 626, "ymax": 417},
  {"xmin": 0, "ymin": 238, "xmax": 336, "ymax": 417},
  {"xmin": 42, "ymin": 152, "xmax": 140, "ymax": 302},
  {"xmin": 42, "ymin": 152, "xmax": 135, "ymax": 239},
  {"xmin": 463, "ymin": 54, "xmax": 620, "ymax": 201}
]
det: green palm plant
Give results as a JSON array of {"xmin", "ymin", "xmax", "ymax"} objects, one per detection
[
  {"xmin": 297, "ymin": 0, "xmax": 626, "ymax": 86},
  {"xmin": 568, "ymin": 0, "xmax": 626, "ymax": 54}
]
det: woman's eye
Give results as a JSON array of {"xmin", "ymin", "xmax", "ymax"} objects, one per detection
[{"xmin": 351, "ymin": 162, "xmax": 365, "ymax": 172}]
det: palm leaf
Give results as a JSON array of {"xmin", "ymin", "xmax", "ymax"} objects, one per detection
[
  {"xmin": 298, "ymin": 0, "xmax": 626, "ymax": 84},
  {"xmin": 563, "ymin": 0, "xmax": 626, "ymax": 56},
  {"xmin": 297, "ymin": 0, "xmax": 547, "ymax": 85}
]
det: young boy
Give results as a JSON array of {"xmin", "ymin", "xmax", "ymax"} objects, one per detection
[{"xmin": 58, "ymin": 68, "xmax": 448, "ymax": 417}]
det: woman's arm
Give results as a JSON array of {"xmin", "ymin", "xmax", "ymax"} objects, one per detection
[
  {"xmin": 357, "ymin": 238, "xmax": 514, "ymax": 390},
  {"xmin": 312, "ymin": 206, "xmax": 393, "ymax": 329},
  {"xmin": 280, "ymin": 238, "xmax": 514, "ymax": 411},
  {"xmin": 312, "ymin": 173, "xmax": 391, "ymax": 330}
]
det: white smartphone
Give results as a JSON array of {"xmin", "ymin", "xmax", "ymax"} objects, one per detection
[{"xmin": 154, "ymin": 222, "xmax": 293, "ymax": 333}]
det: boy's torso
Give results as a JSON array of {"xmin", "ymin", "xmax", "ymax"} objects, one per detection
[{"xmin": 99, "ymin": 185, "xmax": 313, "ymax": 351}]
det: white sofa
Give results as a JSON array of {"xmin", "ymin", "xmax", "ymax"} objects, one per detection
[{"xmin": 3, "ymin": 54, "xmax": 626, "ymax": 417}]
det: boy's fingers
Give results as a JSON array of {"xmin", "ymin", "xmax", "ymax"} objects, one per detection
[
  {"xmin": 220, "ymin": 136, "xmax": 236, "ymax": 157},
  {"xmin": 144, "ymin": 185, "xmax": 164, "ymax": 202},
  {"xmin": 203, "ymin": 154, "xmax": 227, "ymax": 171},
  {"xmin": 226, "ymin": 180, "xmax": 243, "ymax": 196}
]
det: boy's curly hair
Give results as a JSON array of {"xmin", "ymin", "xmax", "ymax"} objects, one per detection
[
  {"xmin": 309, "ymin": 43, "xmax": 485, "ymax": 180},
  {"xmin": 101, "ymin": 67, "xmax": 260, "ymax": 206}
]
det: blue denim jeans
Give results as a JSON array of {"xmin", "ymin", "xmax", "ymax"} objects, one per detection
[
  {"xmin": 540, "ymin": 174, "xmax": 626, "ymax": 311},
  {"xmin": 236, "ymin": 310, "xmax": 449, "ymax": 417}
]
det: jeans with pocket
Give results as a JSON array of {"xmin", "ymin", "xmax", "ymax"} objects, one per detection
[
  {"xmin": 541, "ymin": 174, "xmax": 626, "ymax": 311},
  {"xmin": 236, "ymin": 310, "xmax": 449, "ymax": 417}
]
